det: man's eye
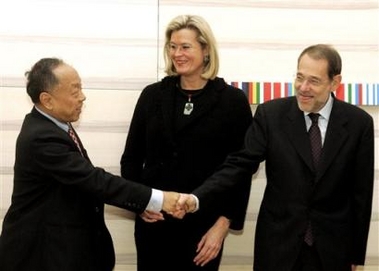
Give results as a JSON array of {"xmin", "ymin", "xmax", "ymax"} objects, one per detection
[
  {"xmin": 309, "ymin": 79, "xmax": 321, "ymax": 86},
  {"xmin": 296, "ymin": 76, "xmax": 304, "ymax": 82}
]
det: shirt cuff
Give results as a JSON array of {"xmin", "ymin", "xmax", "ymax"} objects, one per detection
[
  {"xmin": 145, "ymin": 188, "xmax": 163, "ymax": 212},
  {"xmin": 191, "ymin": 194, "xmax": 200, "ymax": 212}
]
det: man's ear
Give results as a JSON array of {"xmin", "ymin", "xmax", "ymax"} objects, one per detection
[
  {"xmin": 331, "ymin": 74, "xmax": 342, "ymax": 91},
  {"xmin": 39, "ymin": 92, "xmax": 53, "ymax": 110}
]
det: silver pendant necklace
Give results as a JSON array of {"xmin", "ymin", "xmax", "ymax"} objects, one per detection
[{"xmin": 183, "ymin": 94, "xmax": 193, "ymax": 115}]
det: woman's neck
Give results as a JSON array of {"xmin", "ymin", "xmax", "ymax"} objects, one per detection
[{"xmin": 179, "ymin": 77, "xmax": 208, "ymax": 91}]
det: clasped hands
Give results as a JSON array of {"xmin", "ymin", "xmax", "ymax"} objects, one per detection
[
  {"xmin": 141, "ymin": 192, "xmax": 197, "ymax": 222},
  {"xmin": 165, "ymin": 192, "xmax": 197, "ymax": 218}
]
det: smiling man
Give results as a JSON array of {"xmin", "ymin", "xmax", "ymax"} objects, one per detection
[
  {"xmin": 180, "ymin": 44, "xmax": 375, "ymax": 271},
  {"xmin": 0, "ymin": 58, "xmax": 181, "ymax": 271}
]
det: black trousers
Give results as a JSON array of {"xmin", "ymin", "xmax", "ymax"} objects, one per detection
[
  {"xmin": 291, "ymin": 242, "xmax": 323, "ymax": 271},
  {"xmin": 135, "ymin": 216, "xmax": 223, "ymax": 271}
]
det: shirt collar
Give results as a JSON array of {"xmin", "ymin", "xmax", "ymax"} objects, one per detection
[
  {"xmin": 34, "ymin": 106, "xmax": 70, "ymax": 132},
  {"xmin": 303, "ymin": 93, "xmax": 334, "ymax": 121}
]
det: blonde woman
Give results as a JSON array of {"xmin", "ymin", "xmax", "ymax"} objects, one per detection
[{"xmin": 120, "ymin": 15, "xmax": 253, "ymax": 271}]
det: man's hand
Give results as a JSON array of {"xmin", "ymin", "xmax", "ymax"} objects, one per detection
[
  {"xmin": 162, "ymin": 191, "xmax": 180, "ymax": 213},
  {"xmin": 164, "ymin": 193, "xmax": 198, "ymax": 219},
  {"xmin": 140, "ymin": 210, "xmax": 164, "ymax": 223},
  {"xmin": 177, "ymin": 193, "xmax": 197, "ymax": 213}
]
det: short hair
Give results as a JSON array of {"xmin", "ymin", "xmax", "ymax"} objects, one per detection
[
  {"xmin": 163, "ymin": 15, "xmax": 219, "ymax": 80},
  {"xmin": 25, "ymin": 58, "xmax": 64, "ymax": 104},
  {"xmin": 298, "ymin": 44, "xmax": 342, "ymax": 80}
]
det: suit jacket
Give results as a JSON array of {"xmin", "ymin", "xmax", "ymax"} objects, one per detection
[
  {"xmin": 193, "ymin": 95, "xmax": 374, "ymax": 271},
  {"xmin": 0, "ymin": 107, "xmax": 152, "ymax": 271}
]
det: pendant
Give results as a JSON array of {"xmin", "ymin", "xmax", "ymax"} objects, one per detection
[{"xmin": 183, "ymin": 102, "xmax": 193, "ymax": 115}]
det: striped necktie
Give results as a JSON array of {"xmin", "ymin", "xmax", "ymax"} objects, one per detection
[
  {"xmin": 68, "ymin": 124, "xmax": 83, "ymax": 156},
  {"xmin": 304, "ymin": 113, "xmax": 322, "ymax": 246},
  {"xmin": 308, "ymin": 113, "xmax": 322, "ymax": 170}
]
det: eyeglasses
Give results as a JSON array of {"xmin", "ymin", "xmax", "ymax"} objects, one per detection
[
  {"xmin": 168, "ymin": 43, "xmax": 194, "ymax": 53},
  {"xmin": 295, "ymin": 74, "xmax": 329, "ymax": 87}
]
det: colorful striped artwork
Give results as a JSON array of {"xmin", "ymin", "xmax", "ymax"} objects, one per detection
[{"xmin": 230, "ymin": 82, "xmax": 379, "ymax": 106}]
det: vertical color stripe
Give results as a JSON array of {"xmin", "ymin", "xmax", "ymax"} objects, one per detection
[
  {"xmin": 273, "ymin": 82, "xmax": 281, "ymax": 99},
  {"xmin": 228, "ymin": 81, "xmax": 378, "ymax": 105},
  {"xmin": 264, "ymin": 82, "xmax": 271, "ymax": 102}
]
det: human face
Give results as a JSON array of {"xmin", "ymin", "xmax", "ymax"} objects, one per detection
[
  {"xmin": 295, "ymin": 54, "xmax": 340, "ymax": 113},
  {"xmin": 47, "ymin": 64, "xmax": 86, "ymax": 123},
  {"xmin": 169, "ymin": 28, "xmax": 208, "ymax": 79}
]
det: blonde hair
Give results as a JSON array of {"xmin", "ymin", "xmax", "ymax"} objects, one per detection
[{"xmin": 163, "ymin": 15, "xmax": 219, "ymax": 80}]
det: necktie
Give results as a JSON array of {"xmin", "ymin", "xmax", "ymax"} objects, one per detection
[
  {"xmin": 68, "ymin": 124, "xmax": 83, "ymax": 156},
  {"xmin": 304, "ymin": 113, "xmax": 322, "ymax": 246},
  {"xmin": 308, "ymin": 113, "xmax": 322, "ymax": 169}
]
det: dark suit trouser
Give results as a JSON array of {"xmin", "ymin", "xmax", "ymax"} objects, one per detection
[
  {"xmin": 291, "ymin": 242, "xmax": 323, "ymax": 271},
  {"xmin": 291, "ymin": 242, "xmax": 353, "ymax": 271}
]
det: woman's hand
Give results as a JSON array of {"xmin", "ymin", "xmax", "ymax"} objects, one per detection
[{"xmin": 193, "ymin": 216, "xmax": 230, "ymax": 266}]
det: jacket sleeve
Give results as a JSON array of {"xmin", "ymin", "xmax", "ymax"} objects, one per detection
[
  {"xmin": 192, "ymin": 103, "xmax": 266, "ymax": 222},
  {"xmin": 27, "ymin": 124, "xmax": 152, "ymax": 214},
  {"xmin": 220, "ymin": 93, "xmax": 253, "ymax": 231},
  {"xmin": 351, "ymin": 114, "xmax": 374, "ymax": 264}
]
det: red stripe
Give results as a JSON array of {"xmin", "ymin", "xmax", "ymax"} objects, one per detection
[
  {"xmin": 335, "ymin": 84, "xmax": 345, "ymax": 100},
  {"xmin": 358, "ymin": 83, "xmax": 362, "ymax": 105},
  {"xmin": 264, "ymin": 82, "xmax": 271, "ymax": 102},
  {"xmin": 273, "ymin": 82, "xmax": 281, "ymax": 99}
]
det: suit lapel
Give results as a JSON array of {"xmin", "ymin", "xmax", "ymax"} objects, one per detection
[
  {"xmin": 282, "ymin": 98, "xmax": 349, "ymax": 179},
  {"xmin": 31, "ymin": 108, "xmax": 91, "ymax": 161},
  {"xmin": 283, "ymin": 99, "xmax": 314, "ymax": 171},
  {"xmin": 71, "ymin": 128, "xmax": 90, "ymax": 160},
  {"xmin": 317, "ymin": 99, "xmax": 348, "ymax": 179}
]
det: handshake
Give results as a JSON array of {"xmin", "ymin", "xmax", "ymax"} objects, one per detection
[
  {"xmin": 141, "ymin": 192, "xmax": 198, "ymax": 222},
  {"xmin": 162, "ymin": 192, "xmax": 197, "ymax": 219}
]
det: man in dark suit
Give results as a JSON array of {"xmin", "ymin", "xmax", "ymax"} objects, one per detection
[
  {"xmin": 0, "ymin": 58, "xmax": 181, "ymax": 271},
  {"xmin": 178, "ymin": 44, "xmax": 375, "ymax": 271}
]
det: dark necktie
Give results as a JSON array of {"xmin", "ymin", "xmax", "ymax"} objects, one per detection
[
  {"xmin": 68, "ymin": 124, "xmax": 83, "ymax": 156},
  {"xmin": 308, "ymin": 113, "xmax": 322, "ymax": 170},
  {"xmin": 304, "ymin": 113, "xmax": 322, "ymax": 246}
]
